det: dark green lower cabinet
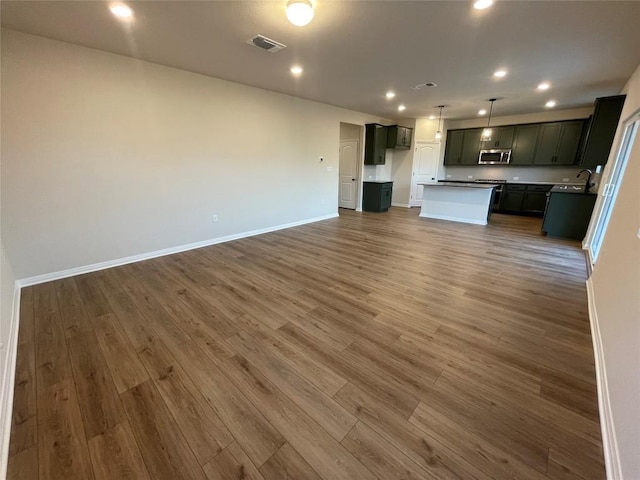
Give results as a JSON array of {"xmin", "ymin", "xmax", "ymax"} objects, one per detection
[
  {"xmin": 362, "ymin": 182, "xmax": 393, "ymax": 212},
  {"xmin": 542, "ymin": 193, "xmax": 597, "ymax": 240},
  {"xmin": 500, "ymin": 189, "xmax": 525, "ymax": 212},
  {"xmin": 499, "ymin": 184, "xmax": 552, "ymax": 216}
]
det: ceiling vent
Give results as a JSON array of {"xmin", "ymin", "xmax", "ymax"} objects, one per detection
[
  {"xmin": 411, "ymin": 82, "xmax": 438, "ymax": 91},
  {"xmin": 247, "ymin": 34, "xmax": 287, "ymax": 53}
]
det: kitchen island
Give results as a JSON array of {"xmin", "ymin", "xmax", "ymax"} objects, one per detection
[{"xmin": 418, "ymin": 182, "xmax": 498, "ymax": 225}]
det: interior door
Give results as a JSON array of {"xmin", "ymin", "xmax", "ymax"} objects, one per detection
[
  {"xmin": 339, "ymin": 140, "xmax": 358, "ymax": 209},
  {"xmin": 410, "ymin": 142, "xmax": 440, "ymax": 206}
]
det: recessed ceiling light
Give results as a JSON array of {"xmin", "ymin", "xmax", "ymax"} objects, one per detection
[
  {"xmin": 398, "ymin": 105, "xmax": 406, "ymax": 112},
  {"xmin": 109, "ymin": 3, "xmax": 133, "ymax": 19},
  {"xmin": 478, "ymin": 109, "xmax": 487, "ymax": 115},
  {"xmin": 537, "ymin": 82, "xmax": 551, "ymax": 91},
  {"xmin": 545, "ymin": 100, "xmax": 556, "ymax": 108},
  {"xmin": 493, "ymin": 70, "xmax": 507, "ymax": 78},
  {"xmin": 473, "ymin": 0, "xmax": 494, "ymax": 9},
  {"xmin": 290, "ymin": 65, "xmax": 303, "ymax": 75},
  {"xmin": 428, "ymin": 115, "xmax": 436, "ymax": 120},
  {"xmin": 286, "ymin": 0, "xmax": 314, "ymax": 27},
  {"xmin": 386, "ymin": 91, "xmax": 396, "ymax": 99}
]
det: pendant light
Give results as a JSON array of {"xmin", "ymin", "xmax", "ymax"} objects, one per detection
[
  {"xmin": 286, "ymin": 0, "xmax": 314, "ymax": 26},
  {"xmin": 435, "ymin": 105, "xmax": 445, "ymax": 141},
  {"xmin": 481, "ymin": 98, "xmax": 497, "ymax": 141}
]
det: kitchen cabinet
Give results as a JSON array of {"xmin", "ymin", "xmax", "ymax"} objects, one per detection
[
  {"xmin": 480, "ymin": 126, "xmax": 514, "ymax": 149},
  {"xmin": 510, "ymin": 124, "xmax": 540, "ymax": 165},
  {"xmin": 500, "ymin": 185, "xmax": 526, "ymax": 212},
  {"xmin": 444, "ymin": 130, "xmax": 464, "ymax": 165},
  {"xmin": 387, "ymin": 125, "xmax": 413, "ymax": 149},
  {"xmin": 542, "ymin": 191, "xmax": 597, "ymax": 240},
  {"xmin": 499, "ymin": 184, "xmax": 552, "ymax": 215},
  {"xmin": 362, "ymin": 181, "xmax": 393, "ymax": 212},
  {"xmin": 365, "ymin": 123, "xmax": 388, "ymax": 165},
  {"xmin": 533, "ymin": 120, "xmax": 585, "ymax": 166},
  {"xmin": 580, "ymin": 95, "xmax": 626, "ymax": 168},
  {"xmin": 522, "ymin": 185, "xmax": 551, "ymax": 213},
  {"xmin": 444, "ymin": 129, "xmax": 482, "ymax": 165}
]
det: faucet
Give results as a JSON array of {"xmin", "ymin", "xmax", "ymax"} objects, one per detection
[{"xmin": 577, "ymin": 169, "xmax": 594, "ymax": 192}]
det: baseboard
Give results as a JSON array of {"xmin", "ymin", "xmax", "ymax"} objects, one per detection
[
  {"xmin": 586, "ymin": 278, "xmax": 622, "ymax": 479},
  {"xmin": 17, "ymin": 213, "xmax": 339, "ymax": 287},
  {"xmin": 391, "ymin": 203, "xmax": 410, "ymax": 208},
  {"xmin": 0, "ymin": 284, "xmax": 21, "ymax": 480},
  {"xmin": 418, "ymin": 213, "xmax": 487, "ymax": 226}
]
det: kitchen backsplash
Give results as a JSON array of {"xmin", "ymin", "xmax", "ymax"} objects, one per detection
[{"xmin": 442, "ymin": 165, "xmax": 598, "ymax": 185}]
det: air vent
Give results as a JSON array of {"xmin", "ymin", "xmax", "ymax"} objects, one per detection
[
  {"xmin": 247, "ymin": 34, "xmax": 287, "ymax": 53},
  {"xmin": 411, "ymin": 82, "xmax": 438, "ymax": 91}
]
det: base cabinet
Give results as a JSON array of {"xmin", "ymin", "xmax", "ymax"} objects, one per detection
[
  {"xmin": 542, "ymin": 193, "xmax": 597, "ymax": 240},
  {"xmin": 363, "ymin": 182, "xmax": 393, "ymax": 212},
  {"xmin": 499, "ymin": 184, "xmax": 552, "ymax": 216}
]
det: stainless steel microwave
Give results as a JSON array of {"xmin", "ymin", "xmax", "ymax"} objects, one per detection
[{"xmin": 478, "ymin": 149, "xmax": 511, "ymax": 165}]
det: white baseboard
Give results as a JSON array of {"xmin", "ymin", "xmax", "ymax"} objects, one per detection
[
  {"xmin": 17, "ymin": 213, "xmax": 339, "ymax": 287},
  {"xmin": 391, "ymin": 203, "xmax": 411, "ymax": 208},
  {"xmin": 586, "ymin": 278, "xmax": 622, "ymax": 479},
  {"xmin": 418, "ymin": 213, "xmax": 487, "ymax": 226},
  {"xmin": 0, "ymin": 284, "xmax": 21, "ymax": 479}
]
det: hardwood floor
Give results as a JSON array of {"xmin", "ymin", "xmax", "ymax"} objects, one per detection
[{"xmin": 7, "ymin": 208, "xmax": 605, "ymax": 480}]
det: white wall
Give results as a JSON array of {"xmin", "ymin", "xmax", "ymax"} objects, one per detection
[
  {"xmin": 589, "ymin": 63, "xmax": 640, "ymax": 480},
  {"xmin": 1, "ymin": 30, "xmax": 387, "ymax": 280},
  {"xmin": 391, "ymin": 118, "xmax": 416, "ymax": 206}
]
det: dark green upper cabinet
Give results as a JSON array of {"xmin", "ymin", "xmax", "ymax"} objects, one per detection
[
  {"xmin": 480, "ymin": 126, "xmax": 515, "ymax": 150},
  {"xmin": 580, "ymin": 95, "xmax": 626, "ymax": 169},
  {"xmin": 461, "ymin": 129, "xmax": 483, "ymax": 164},
  {"xmin": 444, "ymin": 130, "xmax": 465, "ymax": 165},
  {"xmin": 365, "ymin": 123, "xmax": 388, "ymax": 165},
  {"xmin": 533, "ymin": 120, "xmax": 585, "ymax": 166},
  {"xmin": 511, "ymin": 124, "xmax": 540, "ymax": 165},
  {"xmin": 386, "ymin": 125, "xmax": 413, "ymax": 149}
]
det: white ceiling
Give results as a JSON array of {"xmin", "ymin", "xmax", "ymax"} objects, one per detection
[{"xmin": 2, "ymin": 1, "xmax": 639, "ymax": 120}]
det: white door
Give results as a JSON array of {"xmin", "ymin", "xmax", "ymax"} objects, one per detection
[
  {"xmin": 339, "ymin": 140, "xmax": 358, "ymax": 209},
  {"xmin": 410, "ymin": 142, "xmax": 440, "ymax": 206}
]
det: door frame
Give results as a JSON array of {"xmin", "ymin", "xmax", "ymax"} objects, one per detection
[
  {"xmin": 338, "ymin": 139, "xmax": 360, "ymax": 210},
  {"xmin": 410, "ymin": 141, "xmax": 441, "ymax": 207}
]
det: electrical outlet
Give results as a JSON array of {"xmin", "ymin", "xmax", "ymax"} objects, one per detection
[
  {"xmin": 562, "ymin": 178, "xmax": 569, "ymax": 182},
  {"xmin": 212, "ymin": 215, "xmax": 218, "ymax": 223},
  {"xmin": 513, "ymin": 176, "xmax": 519, "ymax": 180},
  {"xmin": 467, "ymin": 175, "xmax": 473, "ymax": 179},
  {"xmin": 446, "ymin": 174, "xmax": 452, "ymax": 178}
]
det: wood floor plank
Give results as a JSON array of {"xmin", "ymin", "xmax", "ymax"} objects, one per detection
[
  {"xmin": 87, "ymin": 421, "xmax": 151, "ymax": 480},
  {"xmin": 169, "ymin": 341, "xmax": 285, "ymax": 466},
  {"xmin": 7, "ymin": 444, "xmax": 38, "ymax": 480},
  {"xmin": 37, "ymin": 379, "xmax": 94, "ymax": 480},
  {"xmin": 10, "ymin": 209, "xmax": 604, "ymax": 480},
  {"xmin": 137, "ymin": 338, "xmax": 234, "ymax": 465},
  {"xmin": 202, "ymin": 442, "xmax": 265, "ymax": 480},
  {"xmin": 221, "ymin": 355, "xmax": 377, "ymax": 480},
  {"xmin": 67, "ymin": 330, "xmax": 124, "ymax": 439},
  {"xmin": 91, "ymin": 313, "xmax": 149, "ymax": 394},
  {"xmin": 259, "ymin": 443, "xmax": 321, "ymax": 480},
  {"xmin": 120, "ymin": 380, "xmax": 206, "ymax": 480}
]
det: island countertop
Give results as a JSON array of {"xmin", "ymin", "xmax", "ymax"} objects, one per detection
[{"xmin": 418, "ymin": 182, "xmax": 498, "ymax": 189}]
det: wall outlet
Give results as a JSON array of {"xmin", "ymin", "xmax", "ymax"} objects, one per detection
[
  {"xmin": 212, "ymin": 215, "xmax": 218, "ymax": 223},
  {"xmin": 368, "ymin": 175, "xmax": 373, "ymax": 179},
  {"xmin": 562, "ymin": 178, "xmax": 569, "ymax": 182},
  {"xmin": 446, "ymin": 174, "xmax": 452, "ymax": 178},
  {"xmin": 513, "ymin": 176, "xmax": 519, "ymax": 180},
  {"xmin": 467, "ymin": 175, "xmax": 473, "ymax": 179}
]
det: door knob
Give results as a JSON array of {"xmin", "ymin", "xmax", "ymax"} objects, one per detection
[{"xmin": 352, "ymin": 178, "xmax": 356, "ymax": 181}]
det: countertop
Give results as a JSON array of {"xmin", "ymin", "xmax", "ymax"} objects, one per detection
[
  {"xmin": 420, "ymin": 182, "xmax": 498, "ymax": 189},
  {"xmin": 441, "ymin": 179, "xmax": 584, "ymax": 186},
  {"xmin": 363, "ymin": 180, "xmax": 393, "ymax": 184},
  {"xmin": 550, "ymin": 185, "xmax": 597, "ymax": 195}
]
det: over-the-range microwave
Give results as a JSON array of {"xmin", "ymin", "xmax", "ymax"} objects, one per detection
[{"xmin": 478, "ymin": 149, "xmax": 511, "ymax": 165}]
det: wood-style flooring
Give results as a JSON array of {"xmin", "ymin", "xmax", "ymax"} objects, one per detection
[{"xmin": 7, "ymin": 208, "xmax": 605, "ymax": 480}]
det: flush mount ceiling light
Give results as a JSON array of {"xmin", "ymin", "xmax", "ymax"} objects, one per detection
[
  {"xmin": 286, "ymin": 0, "xmax": 314, "ymax": 26},
  {"xmin": 537, "ymin": 82, "xmax": 551, "ymax": 91},
  {"xmin": 435, "ymin": 105, "xmax": 445, "ymax": 141},
  {"xmin": 481, "ymin": 98, "xmax": 497, "ymax": 141},
  {"xmin": 398, "ymin": 105, "xmax": 406, "ymax": 112},
  {"xmin": 493, "ymin": 69, "xmax": 507, "ymax": 78},
  {"xmin": 290, "ymin": 65, "xmax": 303, "ymax": 75},
  {"xmin": 545, "ymin": 100, "xmax": 556, "ymax": 108},
  {"xmin": 473, "ymin": 0, "xmax": 494, "ymax": 9},
  {"xmin": 478, "ymin": 109, "xmax": 487, "ymax": 115},
  {"xmin": 109, "ymin": 3, "xmax": 133, "ymax": 19},
  {"xmin": 386, "ymin": 91, "xmax": 396, "ymax": 99}
]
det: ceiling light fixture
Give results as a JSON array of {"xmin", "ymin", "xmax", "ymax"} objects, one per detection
[
  {"xmin": 435, "ymin": 105, "xmax": 445, "ymax": 141},
  {"xmin": 428, "ymin": 115, "xmax": 435, "ymax": 120},
  {"xmin": 537, "ymin": 82, "xmax": 551, "ymax": 91},
  {"xmin": 493, "ymin": 69, "xmax": 507, "ymax": 78},
  {"xmin": 290, "ymin": 65, "xmax": 303, "ymax": 75},
  {"xmin": 473, "ymin": 0, "xmax": 494, "ymax": 10},
  {"xmin": 398, "ymin": 105, "xmax": 406, "ymax": 112},
  {"xmin": 109, "ymin": 3, "xmax": 133, "ymax": 19},
  {"xmin": 386, "ymin": 91, "xmax": 396, "ymax": 99},
  {"xmin": 481, "ymin": 98, "xmax": 497, "ymax": 141},
  {"xmin": 286, "ymin": 0, "xmax": 314, "ymax": 27},
  {"xmin": 545, "ymin": 100, "xmax": 556, "ymax": 108},
  {"xmin": 478, "ymin": 109, "xmax": 487, "ymax": 115}
]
